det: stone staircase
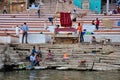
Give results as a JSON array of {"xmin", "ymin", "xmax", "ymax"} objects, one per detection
[
  {"xmin": 0, "ymin": 43, "xmax": 120, "ymax": 71},
  {"xmin": 0, "ymin": 0, "xmax": 120, "ymax": 43},
  {"xmin": 0, "ymin": 0, "xmax": 120, "ymax": 70}
]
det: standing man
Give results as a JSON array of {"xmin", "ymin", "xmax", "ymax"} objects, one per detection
[
  {"xmin": 20, "ymin": 22, "xmax": 29, "ymax": 44},
  {"xmin": 3, "ymin": 5, "xmax": 7, "ymax": 14},
  {"xmin": 37, "ymin": 8, "xmax": 40, "ymax": 18},
  {"xmin": 77, "ymin": 22, "xmax": 83, "ymax": 43},
  {"xmin": 72, "ymin": 9, "xmax": 77, "ymax": 22},
  {"xmin": 95, "ymin": 18, "xmax": 100, "ymax": 30}
]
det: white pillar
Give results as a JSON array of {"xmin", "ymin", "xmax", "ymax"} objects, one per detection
[
  {"xmin": 26, "ymin": 0, "xmax": 28, "ymax": 9},
  {"xmin": 106, "ymin": 0, "xmax": 109, "ymax": 13}
]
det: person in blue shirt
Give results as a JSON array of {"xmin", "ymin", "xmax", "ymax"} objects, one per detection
[
  {"xmin": 81, "ymin": 29, "xmax": 86, "ymax": 42},
  {"xmin": 32, "ymin": 46, "xmax": 37, "ymax": 54},
  {"xmin": 20, "ymin": 22, "xmax": 29, "ymax": 44},
  {"xmin": 37, "ymin": 47, "xmax": 42, "ymax": 58}
]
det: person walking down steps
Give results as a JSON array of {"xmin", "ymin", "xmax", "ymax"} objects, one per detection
[{"xmin": 37, "ymin": 8, "xmax": 40, "ymax": 18}]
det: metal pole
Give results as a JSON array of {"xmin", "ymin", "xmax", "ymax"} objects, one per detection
[
  {"xmin": 106, "ymin": 0, "xmax": 109, "ymax": 14},
  {"xmin": 8, "ymin": 0, "xmax": 10, "ymax": 13},
  {"xmin": 27, "ymin": 9, "xmax": 30, "ymax": 21}
]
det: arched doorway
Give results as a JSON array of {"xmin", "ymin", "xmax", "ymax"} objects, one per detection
[
  {"xmin": 27, "ymin": 0, "xmax": 35, "ymax": 8},
  {"xmin": 30, "ymin": 0, "xmax": 35, "ymax": 4}
]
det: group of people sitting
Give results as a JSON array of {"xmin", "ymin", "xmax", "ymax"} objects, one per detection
[
  {"xmin": 104, "ymin": 6, "xmax": 120, "ymax": 15},
  {"xmin": 29, "ymin": 46, "xmax": 74, "ymax": 67},
  {"xmin": 29, "ymin": 46, "xmax": 42, "ymax": 66},
  {"xmin": 29, "ymin": 46, "xmax": 55, "ymax": 67},
  {"xmin": 29, "ymin": 46, "xmax": 96, "ymax": 68}
]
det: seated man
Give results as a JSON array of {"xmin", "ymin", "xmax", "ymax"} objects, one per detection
[
  {"xmin": 62, "ymin": 53, "xmax": 70, "ymax": 63},
  {"xmin": 63, "ymin": 53, "xmax": 69, "ymax": 59},
  {"xmin": 90, "ymin": 36, "xmax": 97, "ymax": 44},
  {"xmin": 78, "ymin": 60, "xmax": 86, "ymax": 67},
  {"xmin": 113, "ymin": 9, "xmax": 117, "ymax": 14},
  {"xmin": 34, "ymin": 54, "xmax": 41, "ymax": 66},
  {"xmin": 30, "ymin": 53, "xmax": 36, "ymax": 67},
  {"xmin": 107, "ymin": 10, "xmax": 112, "ymax": 15}
]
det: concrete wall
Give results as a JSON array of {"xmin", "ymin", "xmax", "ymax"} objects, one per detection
[
  {"xmin": 0, "ymin": 36, "xmax": 19, "ymax": 43},
  {"xmin": 19, "ymin": 33, "xmax": 51, "ymax": 44},
  {"xmin": 73, "ymin": 0, "xmax": 101, "ymax": 14},
  {"xmin": 0, "ymin": 34, "xmax": 120, "ymax": 44}
]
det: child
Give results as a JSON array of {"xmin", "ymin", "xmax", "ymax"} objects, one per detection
[
  {"xmin": 15, "ymin": 25, "xmax": 20, "ymax": 36},
  {"xmin": 46, "ymin": 50, "xmax": 53, "ymax": 60}
]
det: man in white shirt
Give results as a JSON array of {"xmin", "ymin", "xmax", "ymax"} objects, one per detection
[{"xmin": 30, "ymin": 53, "xmax": 36, "ymax": 66}]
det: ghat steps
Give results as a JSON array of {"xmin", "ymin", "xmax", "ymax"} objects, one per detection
[{"xmin": 0, "ymin": 43, "xmax": 120, "ymax": 71}]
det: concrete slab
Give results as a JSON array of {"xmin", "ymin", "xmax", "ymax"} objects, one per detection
[{"xmin": 0, "ymin": 36, "xmax": 19, "ymax": 43}]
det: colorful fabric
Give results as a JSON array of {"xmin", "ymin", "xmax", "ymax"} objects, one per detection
[{"xmin": 60, "ymin": 12, "xmax": 72, "ymax": 27}]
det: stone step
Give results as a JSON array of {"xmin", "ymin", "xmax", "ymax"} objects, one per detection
[
  {"xmin": 93, "ymin": 63, "xmax": 120, "ymax": 70},
  {"xmin": 0, "ymin": 54, "xmax": 5, "ymax": 58},
  {"xmin": 9, "ymin": 54, "xmax": 20, "ymax": 58},
  {"xmin": 10, "ymin": 58, "xmax": 21, "ymax": 63},
  {"xmin": 0, "ymin": 64, "xmax": 4, "ymax": 69},
  {"xmin": 100, "ymin": 59, "xmax": 120, "ymax": 65}
]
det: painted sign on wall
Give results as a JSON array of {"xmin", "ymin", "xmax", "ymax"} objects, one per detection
[{"xmin": 73, "ymin": 0, "xmax": 101, "ymax": 14}]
